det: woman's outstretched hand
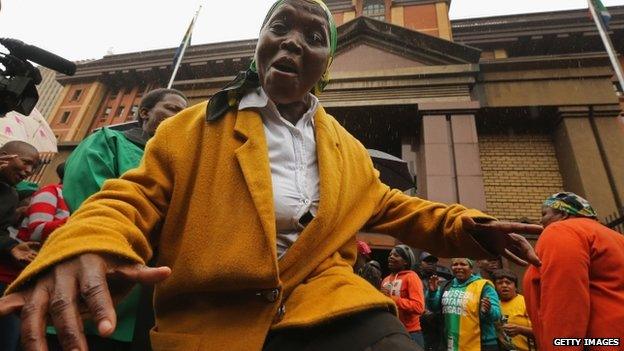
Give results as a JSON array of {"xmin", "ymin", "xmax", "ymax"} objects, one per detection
[
  {"xmin": 0, "ymin": 253, "xmax": 171, "ymax": 351},
  {"xmin": 462, "ymin": 217, "xmax": 542, "ymax": 267}
]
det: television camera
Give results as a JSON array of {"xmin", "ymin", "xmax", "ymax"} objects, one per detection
[{"xmin": 0, "ymin": 38, "xmax": 76, "ymax": 116}]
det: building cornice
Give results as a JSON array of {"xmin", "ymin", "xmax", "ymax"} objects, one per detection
[
  {"xmin": 452, "ymin": 6, "xmax": 624, "ymax": 47},
  {"xmin": 392, "ymin": 0, "xmax": 451, "ymax": 5},
  {"xmin": 325, "ymin": 0, "xmax": 354, "ymax": 12},
  {"xmin": 479, "ymin": 52, "xmax": 613, "ymax": 73},
  {"xmin": 338, "ymin": 16, "xmax": 481, "ymax": 64},
  {"xmin": 57, "ymin": 39, "xmax": 257, "ymax": 84}
]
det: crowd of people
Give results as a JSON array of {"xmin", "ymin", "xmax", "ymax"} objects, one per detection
[
  {"xmin": 354, "ymin": 190, "xmax": 624, "ymax": 351},
  {"xmin": 0, "ymin": 0, "xmax": 622, "ymax": 350},
  {"xmin": 0, "ymin": 88, "xmax": 187, "ymax": 351}
]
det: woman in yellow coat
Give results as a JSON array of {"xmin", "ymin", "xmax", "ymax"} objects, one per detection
[{"xmin": 0, "ymin": 1, "xmax": 541, "ymax": 350}]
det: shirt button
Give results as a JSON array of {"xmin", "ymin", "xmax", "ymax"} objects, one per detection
[{"xmin": 303, "ymin": 199, "xmax": 310, "ymax": 205}]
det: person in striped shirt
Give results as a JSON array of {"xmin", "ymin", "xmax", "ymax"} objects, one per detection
[{"xmin": 17, "ymin": 163, "xmax": 68, "ymax": 243}]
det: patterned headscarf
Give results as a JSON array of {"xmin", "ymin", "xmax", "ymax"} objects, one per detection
[
  {"xmin": 207, "ymin": 0, "xmax": 337, "ymax": 121},
  {"xmin": 543, "ymin": 192, "xmax": 598, "ymax": 218}
]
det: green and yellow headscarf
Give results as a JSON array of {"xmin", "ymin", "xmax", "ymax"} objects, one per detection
[
  {"xmin": 543, "ymin": 192, "xmax": 598, "ymax": 218},
  {"xmin": 452, "ymin": 258, "xmax": 475, "ymax": 268},
  {"xmin": 207, "ymin": 0, "xmax": 338, "ymax": 121}
]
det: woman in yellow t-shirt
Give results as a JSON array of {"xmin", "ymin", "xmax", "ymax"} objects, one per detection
[{"xmin": 493, "ymin": 269, "xmax": 536, "ymax": 351}]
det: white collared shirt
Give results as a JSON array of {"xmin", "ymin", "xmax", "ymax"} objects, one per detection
[{"xmin": 238, "ymin": 87, "xmax": 320, "ymax": 258}]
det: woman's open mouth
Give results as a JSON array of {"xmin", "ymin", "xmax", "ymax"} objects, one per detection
[{"xmin": 272, "ymin": 57, "xmax": 299, "ymax": 76}]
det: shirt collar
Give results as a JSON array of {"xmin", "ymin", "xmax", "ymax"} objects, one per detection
[{"xmin": 238, "ymin": 87, "xmax": 319, "ymax": 127}]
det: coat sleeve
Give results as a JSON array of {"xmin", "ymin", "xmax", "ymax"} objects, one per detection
[
  {"xmin": 390, "ymin": 273, "xmax": 425, "ymax": 314},
  {"xmin": 7, "ymin": 124, "xmax": 175, "ymax": 294},
  {"xmin": 480, "ymin": 283, "xmax": 502, "ymax": 323},
  {"xmin": 534, "ymin": 223, "xmax": 591, "ymax": 346},
  {"xmin": 364, "ymin": 169, "xmax": 496, "ymax": 259},
  {"xmin": 0, "ymin": 235, "xmax": 18, "ymax": 259},
  {"xmin": 0, "ymin": 187, "xmax": 19, "ymax": 258},
  {"xmin": 426, "ymin": 287, "xmax": 442, "ymax": 313},
  {"xmin": 17, "ymin": 185, "xmax": 67, "ymax": 242}
]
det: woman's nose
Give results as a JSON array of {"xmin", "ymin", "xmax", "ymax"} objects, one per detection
[{"xmin": 280, "ymin": 33, "xmax": 303, "ymax": 54}]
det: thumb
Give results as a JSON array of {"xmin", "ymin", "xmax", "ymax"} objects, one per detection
[
  {"xmin": 0, "ymin": 292, "xmax": 26, "ymax": 316},
  {"xmin": 461, "ymin": 216, "xmax": 477, "ymax": 233},
  {"xmin": 25, "ymin": 241, "xmax": 41, "ymax": 250},
  {"xmin": 109, "ymin": 264, "xmax": 171, "ymax": 285}
]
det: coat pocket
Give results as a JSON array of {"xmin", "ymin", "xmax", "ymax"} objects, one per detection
[{"xmin": 150, "ymin": 329, "xmax": 201, "ymax": 351}]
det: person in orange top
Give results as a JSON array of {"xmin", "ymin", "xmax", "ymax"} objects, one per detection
[
  {"xmin": 524, "ymin": 192, "xmax": 624, "ymax": 351},
  {"xmin": 382, "ymin": 244, "xmax": 425, "ymax": 348}
]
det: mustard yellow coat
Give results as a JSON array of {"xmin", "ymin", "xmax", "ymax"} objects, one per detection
[{"xmin": 9, "ymin": 102, "xmax": 493, "ymax": 350}]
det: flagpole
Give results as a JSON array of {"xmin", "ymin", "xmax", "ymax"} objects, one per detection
[
  {"xmin": 168, "ymin": 5, "xmax": 202, "ymax": 89},
  {"xmin": 588, "ymin": 0, "xmax": 624, "ymax": 92}
]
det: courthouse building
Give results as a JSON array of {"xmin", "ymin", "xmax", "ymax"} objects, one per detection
[{"xmin": 38, "ymin": 1, "xmax": 624, "ymax": 252}]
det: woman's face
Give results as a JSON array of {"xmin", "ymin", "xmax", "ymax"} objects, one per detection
[
  {"xmin": 494, "ymin": 277, "xmax": 517, "ymax": 301},
  {"xmin": 255, "ymin": 0, "xmax": 330, "ymax": 105},
  {"xmin": 387, "ymin": 249, "xmax": 407, "ymax": 272},
  {"xmin": 540, "ymin": 206, "xmax": 567, "ymax": 228},
  {"xmin": 451, "ymin": 259, "xmax": 473, "ymax": 282},
  {"xmin": 141, "ymin": 94, "xmax": 188, "ymax": 136}
]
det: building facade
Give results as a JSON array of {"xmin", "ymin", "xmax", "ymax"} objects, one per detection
[
  {"xmin": 33, "ymin": 66, "xmax": 64, "ymax": 120},
  {"xmin": 40, "ymin": 1, "xmax": 624, "ymax": 251}
]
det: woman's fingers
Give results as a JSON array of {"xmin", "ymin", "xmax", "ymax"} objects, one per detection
[
  {"xmin": 462, "ymin": 217, "xmax": 542, "ymax": 265},
  {"xmin": 109, "ymin": 264, "xmax": 171, "ymax": 285},
  {"xmin": 506, "ymin": 233, "xmax": 541, "ymax": 267},
  {"xmin": 501, "ymin": 248, "xmax": 528, "ymax": 266},
  {"xmin": 48, "ymin": 272, "xmax": 87, "ymax": 351},
  {"xmin": 0, "ymin": 292, "xmax": 27, "ymax": 316},
  {"xmin": 20, "ymin": 282, "xmax": 51, "ymax": 351},
  {"xmin": 0, "ymin": 154, "xmax": 18, "ymax": 161},
  {"xmin": 77, "ymin": 257, "xmax": 116, "ymax": 337}
]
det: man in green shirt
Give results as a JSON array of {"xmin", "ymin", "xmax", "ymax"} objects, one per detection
[{"xmin": 47, "ymin": 88, "xmax": 188, "ymax": 351}]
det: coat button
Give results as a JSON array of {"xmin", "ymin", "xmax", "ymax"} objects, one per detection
[
  {"xmin": 275, "ymin": 304, "xmax": 286, "ymax": 321},
  {"xmin": 257, "ymin": 288, "xmax": 280, "ymax": 303}
]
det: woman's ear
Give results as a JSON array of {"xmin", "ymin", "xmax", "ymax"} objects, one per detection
[{"xmin": 138, "ymin": 107, "xmax": 149, "ymax": 123}]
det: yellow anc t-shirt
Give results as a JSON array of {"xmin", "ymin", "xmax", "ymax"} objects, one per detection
[{"xmin": 500, "ymin": 294, "xmax": 534, "ymax": 351}]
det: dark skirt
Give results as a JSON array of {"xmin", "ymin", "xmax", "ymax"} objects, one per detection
[{"xmin": 263, "ymin": 309, "xmax": 423, "ymax": 351}]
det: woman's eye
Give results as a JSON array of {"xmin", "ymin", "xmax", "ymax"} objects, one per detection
[
  {"xmin": 270, "ymin": 22, "xmax": 287, "ymax": 34},
  {"xmin": 309, "ymin": 32, "xmax": 324, "ymax": 44}
]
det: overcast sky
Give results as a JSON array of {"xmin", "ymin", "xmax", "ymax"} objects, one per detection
[{"xmin": 1, "ymin": 0, "xmax": 623, "ymax": 62}]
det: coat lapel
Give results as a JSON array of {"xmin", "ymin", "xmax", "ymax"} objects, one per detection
[
  {"xmin": 233, "ymin": 110, "xmax": 277, "ymax": 257},
  {"xmin": 278, "ymin": 106, "xmax": 344, "ymax": 279}
]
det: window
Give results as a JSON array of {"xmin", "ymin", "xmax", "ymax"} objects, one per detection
[
  {"xmin": 71, "ymin": 89, "xmax": 83, "ymax": 102},
  {"xmin": 59, "ymin": 111, "xmax": 71, "ymax": 124},
  {"xmin": 109, "ymin": 88, "xmax": 119, "ymax": 100},
  {"xmin": 101, "ymin": 107, "xmax": 112, "ymax": 120},
  {"xmin": 363, "ymin": 0, "xmax": 385, "ymax": 21},
  {"xmin": 130, "ymin": 104, "xmax": 139, "ymax": 118},
  {"xmin": 116, "ymin": 105, "xmax": 125, "ymax": 117},
  {"xmin": 136, "ymin": 85, "xmax": 148, "ymax": 98}
]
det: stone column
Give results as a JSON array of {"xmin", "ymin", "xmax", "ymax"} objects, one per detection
[
  {"xmin": 419, "ymin": 115, "xmax": 457, "ymax": 204},
  {"xmin": 451, "ymin": 114, "xmax": 487, "ymax": 211},
  {"xmin": 418, "ymin": 113, "xmax": 487, "ymax": 209},
  {"xmin": 554, "ymin": 106, "xmax": 621, "ymax": 216}
]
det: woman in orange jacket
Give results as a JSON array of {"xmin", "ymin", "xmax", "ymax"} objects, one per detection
[
  {"xmin": 381, "ymin": 245, "xmax": 425, "ymax": 347},
  {"xmin": 524, "ymin": 192, "xmax": 624, "ymax": 351}
]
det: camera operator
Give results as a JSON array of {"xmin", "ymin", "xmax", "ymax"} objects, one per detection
[{"xmin": 0, "ymin": 140, "xmax": 41, "ymax": 351}]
